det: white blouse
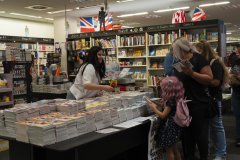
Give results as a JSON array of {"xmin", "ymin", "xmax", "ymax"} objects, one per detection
[{"xmin": 70, "ymin": 64, "xmax": 100, "ymax": 100}]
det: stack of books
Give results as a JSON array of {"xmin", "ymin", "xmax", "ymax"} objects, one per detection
[
  {"xmin": 4, "ymin": 107, "xmax": 29, "ymax": 137},
  {"xmin": 28, "ymin": 121, "xmax": 56, "ymax": 146}
]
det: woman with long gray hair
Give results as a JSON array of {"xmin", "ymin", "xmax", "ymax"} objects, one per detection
[{"xmin": 172, "ymin": 37, "xmax": 213, "ymax": 160}]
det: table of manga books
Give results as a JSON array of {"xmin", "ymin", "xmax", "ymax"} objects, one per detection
[{"xmin": 0, "ymin": 120, "xmax": 151, "ymax": 160}]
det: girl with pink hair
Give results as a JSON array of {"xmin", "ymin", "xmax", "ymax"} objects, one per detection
[{"xmin": 147, "ymin": 76, "xmax": 184, "ymax": 160}]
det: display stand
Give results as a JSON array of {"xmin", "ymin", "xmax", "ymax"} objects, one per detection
[
  {"xmin": 1, "ymin": 120, "xmax": 150, "ymax": 160},
  {"xmin": 0, "ymin": 74, "xmax": 13, "ymax": 109},
  {"xmin": 0, "ymin": 35, "xmax": 54, "ymax": 104}
]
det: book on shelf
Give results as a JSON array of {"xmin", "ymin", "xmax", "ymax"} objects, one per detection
[
  {"xmin": 133, "ymin": 50, "xmax": 142, "ymax": 57},
  {"xmin": 149, "ymin": 48, "xmax": 156, "ymax": 56},
  {"xmin": 148, "ymin": 75, "xmax": 161, "ymax": 86},
  {"xmin": 132, "ymin": 70, "xmax": 146, "ymax": 79},
  {"xmin": 118, "ymin": 35, "xmax": 145, "ymax": 46},
  {"xmin": 148, "ymin": 31, "xmax": 178, "ymax": 45},
  {"xmin": 156, "ymin": 48, "xmax": 168, "ymax": 57}
]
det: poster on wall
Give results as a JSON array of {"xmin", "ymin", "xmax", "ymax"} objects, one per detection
[{"xmin": 80, "ymin": 13, "xmax": 113, "ymax": 33}]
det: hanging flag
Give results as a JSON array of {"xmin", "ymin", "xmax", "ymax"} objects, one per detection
[
  {"xmin": 105, "ymin": 12, "xmax": 113, "ymax": 30},
  {"xmin": 172, "ymin": 10, "xmax": 187, "ymax": 24},
  {"xmin": 191, "ymin": 7, "xmax": 206, "ymax": 22},
  {"xmin": 80, "ymin": 17, "xmax": 95, "ymax": 33}
]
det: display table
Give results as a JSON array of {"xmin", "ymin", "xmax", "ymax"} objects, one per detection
[{"xmin": 1, "ymin": 120, "xmax": 151, "ymax": 160}]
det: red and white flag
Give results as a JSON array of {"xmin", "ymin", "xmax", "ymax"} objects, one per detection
[{"xmin": 172, "ymin": 10, "xmax": 187, "ymax": 24}]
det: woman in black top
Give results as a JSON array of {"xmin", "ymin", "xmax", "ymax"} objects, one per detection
[
  {"xmin": 195, "ymin": 40, "xmax": 228, "ymax": 159},
  {"xmin": 172, "ymin": 37, "xmax": 213, "ymax": 160}
]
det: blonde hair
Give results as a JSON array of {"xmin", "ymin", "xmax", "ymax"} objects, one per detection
[{"xmin": 195, "ymin": 40, "xmax": 229, "ymax": 85}]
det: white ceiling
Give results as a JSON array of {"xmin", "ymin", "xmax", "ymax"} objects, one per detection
[{"xmin": 0, "ymin": 0, "xmax": 240, "ymax": 37}]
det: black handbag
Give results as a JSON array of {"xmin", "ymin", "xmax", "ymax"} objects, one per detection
[
  {"xmin": 206, "ymin": 87, "xmax": 219, "ymax": 118},
  {"xmin": 207, "ymin": 97, "xmax": 218, "ymax": 118}
]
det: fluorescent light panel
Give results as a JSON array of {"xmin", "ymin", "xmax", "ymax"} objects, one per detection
[
  {"xmin": 117, "ymin": 0, "xmax": 134, "ymax": 3},
  {"xmin": 0, "ymin": 11, "xmax": 5, "ymax": 13},
  {"xmin": 47, "ymin": 9, "xmax": 73, "ymax": 14},
  {"xmin": 199, "ymin": 1, "xmax": 230, "ymax": 7},
  {"xmin": 45, "ymin": 18, "xmax": 54, "ymax": 20},
  {"xmin": 154, "ymin": 6, "xmax": 189, "ymax": 13},
  {"xmin": 10, "ymin": 13, "xmax": 42, "ymax": 18},
  {"xmin": 117, "ymin": 12, "xmax": 148, "ymax": 17},
  {"xmin": 226, "ymin": 32, "xmax": 232, "ymax": 35},
  {"xmin": 75, "ymin": 4, "xmax": 102, "ymax": 10}
]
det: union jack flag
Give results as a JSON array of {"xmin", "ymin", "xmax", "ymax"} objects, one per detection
[
  {"xmin": 191, "ymin": 7, "xmax": 206, "ymax": 22},
  {"xmin": 80, "ymin": 17, "xmax": 95, "ymax": 33}
]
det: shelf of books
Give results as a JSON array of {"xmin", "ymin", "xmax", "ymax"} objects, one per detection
[
  {"xmin": 67, "ymin": 19, "xmax": 225, "ymax": 85},
  {"xmin": 180, "ymin": 19, "xmax": 225, "ymax": 56},
  {"xmin": 146, "ymin": 26, "xmax": 180, "ymax": 87},
  {"xmin": 116, "ymin": 32, "xmax": 147, "ymax": 83},
  {"xmin": 91, "ymin": 35, "xmax": 117, "ymax": 65}
]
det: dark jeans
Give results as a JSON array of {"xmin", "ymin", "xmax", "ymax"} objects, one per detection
[
  {"xmin": 232, "ymin": 90, "xmax": 240, "ymax": 141},
  {"xmin": 182, "ymin": 102, "xmax": 209, "ymax": 160}
]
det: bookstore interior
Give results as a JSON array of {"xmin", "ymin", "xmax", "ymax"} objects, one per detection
[{"xmin": 0, "ymin": 0, "xmax": 239, "ymax": 160}]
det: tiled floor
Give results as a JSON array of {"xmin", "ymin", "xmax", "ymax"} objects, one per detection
[{"xmin": 0, "ymin": 113, "xmax": 239, "ymax": 160}]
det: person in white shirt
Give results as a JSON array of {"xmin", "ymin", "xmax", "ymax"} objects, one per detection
[{"xmin": 67, "ymin": 46, "xmax": 113, "ymax": 100}]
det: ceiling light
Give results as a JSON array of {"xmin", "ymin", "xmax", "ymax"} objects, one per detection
[
  {"xmin": 47, "ymin": 9, "xmax": 73, "ymax": 14},
  {"xmin": 0, "ymin": 11, "xmax": 5, "ymax": 13},
  {"xmin": 226, "ymin": 32, "xmax": 232, "ymax": 35},
  {"xmin": 154, "ymin": 6, "xmax": 190, "ymax": 13},
  {"xmin": 45, "ymin": 18, "xmax": 54, "ymax": 20},
  {"xmin": 117, "ymin": 0, "xmax": 134, "ymax": 3},
  {"xmin": 10, "ymin": 13, "xmax": 42, "ymax": 19},
  {"xmin": 75, "ymin": 7, "xmax": 80, "ymax": 10},
  {"xmin": 199, "ymin": 1, "xmax": 230, "ymax": 7},
  {"xmin": 76, "ymin": 4, "xmax": 102, "ymax": 10},
  {"xmin": 117, "ymin": 12, "xmax": 148, "ymax": 17}
]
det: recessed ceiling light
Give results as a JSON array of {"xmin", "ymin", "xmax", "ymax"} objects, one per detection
[
  {"xmin": 25, "ymin": 5, "xmax": 52, "ymax": 11},
  {"xmin": 226, "ymin": 32, "xmax": 232, "ymax": 35},
  {"xmin": 199, "ymin": 1, "xmax": 230, "ymax": 7},
  {"xmin": 0, "ymin": 11, "xmax": 5, "ymax": 13},
  {"xmin": 75, "ymin": 7, "xmax": 80, "ymax": 10},
  {"xmin": 10, "ymin": 13, "xmax": 42, "ymax": 19},
  {"xmin": 117, "ymin": 0, "xmax": 134, "ymax": 3},
  {"xmin": 47, "ymin": 9, "xmax": 73, "ymax": 14},
  {"xmin": 154, "ymin": 6, "xmax": 190, "ymax": 13},
  {"xmin": 117, "ymin": 12, "xmax": 148, "ymax": 17}
]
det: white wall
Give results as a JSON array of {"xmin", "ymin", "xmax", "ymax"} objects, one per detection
[{"xmin": 0, "ymin": 17, "xmax": 54, "ymax": 38}]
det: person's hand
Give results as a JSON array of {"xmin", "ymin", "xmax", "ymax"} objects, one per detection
[
  {"xmin": 147, "ymin": 101, "xmax": 158, "ymax": 111},
  {"xmin": 181, "ymin": 64, "xmax": 194, "ymax": 76},
  {"xmin": 102, "ymin": 85, "xmax": 114, "ymax": 92}
]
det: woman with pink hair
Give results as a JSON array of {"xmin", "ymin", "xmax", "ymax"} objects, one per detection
[{"xmin": 147, "ymin": 76, "xmax": 185, "ymax": 160}]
